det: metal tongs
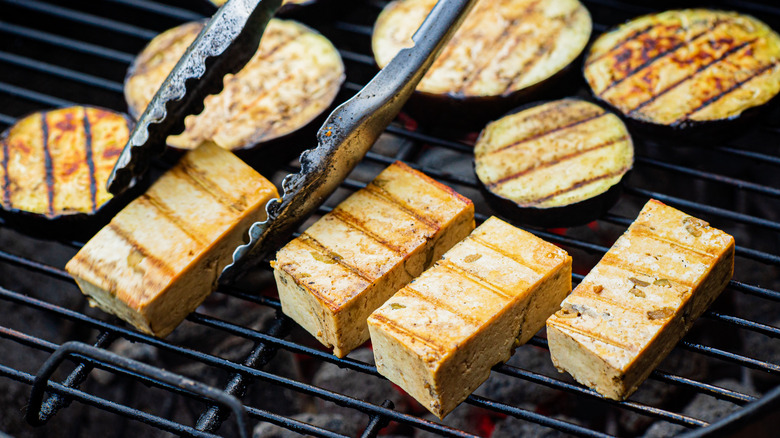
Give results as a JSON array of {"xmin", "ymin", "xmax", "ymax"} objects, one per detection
[{"xmin": 107, "ymin": 0, "xmax": 477, "ymax": 284}]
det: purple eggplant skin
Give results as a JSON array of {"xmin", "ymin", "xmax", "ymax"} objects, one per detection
[{"xmin": 473, "ymin": 99, "xmax": 634, "ymax": 229}]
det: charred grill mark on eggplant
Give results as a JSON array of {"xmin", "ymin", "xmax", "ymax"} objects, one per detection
[
  {"xmin": 680, "ymin": 62, "xmax": 779, "ymax": 122},
  {"xmin": 41, "ymin": 112, "xmax": 55, "ymax": 217},
  {"xmin": 1, "ymin": 138, "xmax": 10, "ymax": 208},
  {"xmin": 525, "ymin": 166, "xmax": 631, "ymax": 206},
  {"xmin": 488, "ymin": 135, "xmax": 628, "ymax": 189},
  {"xmin": 82, "ymin": 107, "xmax": 98, "ymax": 213},
  {"xmin": 584, "ymin": 24, "xmax": 661, "ymax": 67},
  {"xmin": 627, "ymin": 38, "xmax": 758, "ymax": 116}
]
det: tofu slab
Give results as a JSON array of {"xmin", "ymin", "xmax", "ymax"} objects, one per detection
[
  {"xmin": 546, "ymin": 199, "xmax": 735, "ymax": 400},
  {"xmin": 66, "ymin": 142, "xmax": 278, "ymax": 337},
  {"xmin": 368, "ymin": 217, "xmax": 572, "ymax": 418},
  {"xmin": 272, "ymin": 161, "xmax": 474, "ymax": 358}
]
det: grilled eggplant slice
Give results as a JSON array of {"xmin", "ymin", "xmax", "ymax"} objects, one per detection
[
  {"xmin": 584, "ymin": 9, "xmax": 780, "ymax": 131},
  {"xmin": 66, "ymin": 142, "xmax": 279, "ymax": 337},
  {"xmin": 0, "ymin": 106, "xmax": 134, "ymax": 235},
  {"xmin": 546, "ymin": 199, "xmax": 734, "ymax": 400},
  {"xmin": 369, "ymin": 216, "xmax": 572, "ymax": 418},
  {"xmin": 474, "ymin": 99, "xmax": 633, "ymax": 227},
  {"xmin": 124, "ymin": 19, "xmax": 345, "ymax": 152},
  {"xmin": 273, "ymin": 161, "xmax": 475, "ymax": 358},
  {"xmin": 372, "ymin": 0, "xmax": 592, "ymax": 121}
]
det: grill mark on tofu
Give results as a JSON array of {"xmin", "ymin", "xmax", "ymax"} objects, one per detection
[
  {"xmin": 483, "ymin": 112, "xmax": 607, "ymax": 157},
  {"xmin": 298, "ymin": 233, "xmax": 376, "ymax": 283},
  {"xmin": 330, "ymin": 208, "xmax": 406, "ymax": 255},
  {"xmin": 548, "ymin": 317, "xmax": 637, "ymax": 352},
  {"xmin": 678, "ymin": 62, "xmax": 779, "ymax": 122},
  {"xmin": 174, "ymin": 160, "xmax": 244, "ymax": 214},
  {"xmin": 363, "ymin": 184, "xmax": 440, "ymax": 230},
  {"xmin": 41, "ymin": 112, "xmax": 55, "ymax": 217},
  {"xmin": 487, "ymin": 135, "xmax": 628, "ymax": 188},
  {"xmin": 599, "ymin": 253, "xmax": 695, "ymax": 288},
  {"xmin": 467, "ymin": 235, "xmax": 548, "ymax": 276},
  {"xmin": 403, "ymin": 285, "xmax": 484, "ymax": 327},
  {"xmin": 370, "ymin": 313, "xmax": 447, "ymax": 354},
  {"xmin": 390, "ymin": 161, "xmax": 473, "ymax": 207},
  {"xmin": 108, "ymin": 222, "xmax": 175, "ymax": 277},
  {"xmin": 631, "ymin": 225, "xmax": 719, "ymax": 259},
  {"xmin": 137, "ymin": 193, "xmax": 208, "ymax": 247},
  {"xmin": 627, "ymin": 38, "xmax": 758, "ymax": 115},
  {"xmin": 523, "ymin": 166, "xmax": 631, "ymax": 206},
  {"xmin": 574, "ymin": 289, "xmax": 677, "ymax": 322},
  {"xmin": 597, "ymin": 22, "xmax": 726, "ymax": 95},
  {"xmin": 436, "ymin": 259, "xmax": 514, "ymax": 301}
]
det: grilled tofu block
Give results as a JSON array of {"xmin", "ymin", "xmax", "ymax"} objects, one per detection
[
  {"xmin": 0, "ymin": 106, "xmax": 131, "ymax": 227},
  {"xmin": 547, "ymin": 200, "xmax": 735, "ymax": 400},
  {"xmin": 368, "ymin": 217, "xmax": 572, "ymax": 418},
  {"xmin": 584, "ymin": 9, "xmax": 780, "ymax": 129},
  {"xmin": 273, "ymin": 162, "xmax": 474, "ymax": 358},
  {"xmin": 474, "ymin": 98, "xmax": 633, "ymax": 227},
  {"xmin": 66, "ymin": 143, "xmax": 278, "ymax": 337},
  {"xmin": 124, "ymin": 19, "xmax": 344, "ymax": 151}
]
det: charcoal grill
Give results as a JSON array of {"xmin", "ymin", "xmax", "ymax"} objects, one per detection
[{"xmin": 1, "ymin": 0, "xmax": 779, "ymax": 437}]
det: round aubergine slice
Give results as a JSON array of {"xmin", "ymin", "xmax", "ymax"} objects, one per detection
[
  {"xmin": 474, "ymin": 99, "xmax": 633, "ymax": 227},
  {"xmin": 124, "ymin": 19, "xmax": 345, "ymax": 153},
  {"xmin": 584, "ymin": 9, "xmax": 780, "ymax": 131},
  {"xmin": 0, "ymin": 106, "xmax": 136, "ymax": 236},
  {"xmin": 207, "ymin": 0, "xmax": 317, "ymax": 15},
  {"xmin": 372, "ymin": 0, "xmax": 592, "ymax": 120}
]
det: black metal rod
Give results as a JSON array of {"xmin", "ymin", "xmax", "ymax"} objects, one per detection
[
  {"xmin": 0, "ymin": 51, "xmax": 124, "ymax": 92},
  {"xmin": 195, "ymin": 316, "xmax": 290, "ymax": 434},
  {"xmin": 0, "ymin": 81, "xmax": 74, "ymax": 107},
  {"xmin": 26, "ymin": 341, "xmax": 250, "ymax": 438},
  {"xmin": 103, "ymin": 0, "xmax": 204, "ymax": 21},
  {"xmin": 359, "ymin": 400, "xmax": 394, "ymax": 438}
]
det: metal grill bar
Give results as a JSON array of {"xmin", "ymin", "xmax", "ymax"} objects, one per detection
[{"xmin": 0, "ymin": 51, "xmax": 124, "ymax": 92}]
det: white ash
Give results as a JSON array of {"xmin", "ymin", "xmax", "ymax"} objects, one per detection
[
  {"xmin": 642, "ymin": 378, "xmax": 758, "ymax": 438},
  {"xmin": 252, "ymin": 413, "xmax": 359, "ymax": 438}
]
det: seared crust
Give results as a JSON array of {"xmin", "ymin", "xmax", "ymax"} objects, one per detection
[
  {"xmin": 585, "ymin": 9, "xmax": 780, "ymax": 127},
  {"xmin": 124, "ymin": 19, "xmax": 344, "ymax": 151},
  {"xmin": 474, "ymin": 99, "xmax": 633, "ymax": 210},
  {"xmin": 372, "ymin": 0, "xmax": 591, "ymax": 100},
  {"xmin": 0, "ymin": 106, "xmax": 130, "ymax": 218}
]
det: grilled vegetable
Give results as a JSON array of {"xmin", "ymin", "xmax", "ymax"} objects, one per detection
[
  {"xmin": 474, "ymin": 99, "xmax": 633, "ymax": 227},
  {"xmin": 66, "ymin": 142, "xmax": 279, "ymax": 337},
  {"xmin": 0, "ymin": 106, "xmax": 133, "ymax": 234},
  {"xmin": 585, "ymin": 9, "xmax": 780, "ymax": 130},
  {"xmin": 369, "ymin": 216, "xmax": 571, "ymax": 418},
  {"xmin": 124, "ymin": 19, "xmax": 345, "ymax": 152},
  {"xmin": 272, "ymin": 161, "xmax": 474, "ymax": 358},
  {"xmin": 372, "ymin": 0, "xmax": 592, "ymax": 121},
  {"xmin": 547, "ymin": 199, "xmax": 734, "ymax": 400}
]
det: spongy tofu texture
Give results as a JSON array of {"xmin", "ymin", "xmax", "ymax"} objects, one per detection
[
  {"xmin": 273, "ymin": 161, "xmax": 474, "ymax": 358},
  {"xmin": 547, "ymin": 199, "xmax": 735, "ymax": 400},
  {"xmin": 65, "ymin": 143, "xmax": 278, "ymax": 337},
  {"xmin": 368, "ymin": 217, "xmax": 571, "ymax": 418}
]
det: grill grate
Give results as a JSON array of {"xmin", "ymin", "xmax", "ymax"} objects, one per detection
[{"xmin": 1, "ymin": 0, "xmax": 779, "ymax": 437}]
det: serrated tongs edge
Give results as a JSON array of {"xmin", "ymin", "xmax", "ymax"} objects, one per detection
[
  {"xmin": 107, "ymin": 0, "xmax": 282, "ymax": 195},
  {"xmin": 221, "ymin": 0, "xmax": 478, "ymax": 284}
]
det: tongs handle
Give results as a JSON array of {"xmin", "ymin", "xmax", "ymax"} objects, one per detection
[
  {"xmin": 107, "ymin": 0, "xmax": 281, "ymax": 195},
  {"xmin": 221, "ymin": 0, "xmax": 478, "ymax": 283}
]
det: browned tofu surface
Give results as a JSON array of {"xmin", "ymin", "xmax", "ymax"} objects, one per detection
[
  {"xmin": 273, "ymin": 161, "xmax": 474, "ymax": 358},
  {"xmin": 546, "ymin": 199, "xmax": 735, "ymax": 400},
  {"xmin": 368, "ymin": 217, "xmax": 572, "ymax": 418},
  {"xmin": 66, "ymin": 143, "xmax": 278, "ymax": 337}
]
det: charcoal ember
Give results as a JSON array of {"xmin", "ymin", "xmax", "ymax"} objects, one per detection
[
  {"xmin": 642, "ymin": 378, "xmax": 758, "ymax": 438},
  {"xmin": 252, "ymin": 413, "xmax": 359, "ymax": 438},
  {"xmin": 311, "ymin": 348, "xmax": 405, "ymax": 426},
  {"xmin": 617, "ymin": 348, "xmax": 709, "ymax": 435},
  {"xmin": 474, "ymin": 345, "xmax": 563, "ymax": 409},
  {"xmin": 491, "ymin": 414, "xmax": 583, "ymax": 438},
  {"xmin": 414, "ymin": 404, "xmax": 485, "ymax": 438}
]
